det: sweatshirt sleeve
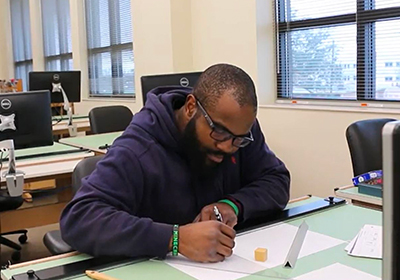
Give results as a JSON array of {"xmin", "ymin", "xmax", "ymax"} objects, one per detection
[
  {"xmin": 229, "ymin": 120, "xmax": 291, "ymax": 221},
  {"xmin": 60, "ymin": 146, "xmax": 173, "ymax": 258}
]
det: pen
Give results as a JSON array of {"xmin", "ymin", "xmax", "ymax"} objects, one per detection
[
  {"xmin": 85, "ymin": 270, "xmax": 120, "ymax": 280},
  {"xmin": 213, "ymin": 205, "xmax": 223, "ymax": 222}
]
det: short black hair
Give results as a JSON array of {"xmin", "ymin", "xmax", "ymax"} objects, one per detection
[{"xmin": 192, "ymin": 64, "xmax": 257, "ymax": 112}]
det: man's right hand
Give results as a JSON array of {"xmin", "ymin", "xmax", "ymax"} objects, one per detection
[{"xmin": 177, "ymin": 221, "xmax": 236, "ymax": 263}]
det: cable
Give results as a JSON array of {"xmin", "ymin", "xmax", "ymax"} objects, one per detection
[
  {"xmin": 52, "ymin": 117, "xmax": 63, "ymax": 127},
  {"xmin": 52, "ymin": 106, "xmax": 64, "ymax": 126},
  {"xmin": 0, "ymin": 151, "xmax": 3, "ymax": 171},
  {"xmin": 0, "ymin": 150, "xmax": 9, "ymax": 172}
]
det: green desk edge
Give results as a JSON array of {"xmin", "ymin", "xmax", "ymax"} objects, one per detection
[
  {"xmin": 337, "ymin": 186, "xmax": 382, "ymax": 201},
  {"xmin": 1, "ymin": 198, "xmax": 382, "ymax": 280},
  {"xmin": 60, "ymin": 132, "xmax": 122, "ymax": 150},
  {"xmin": 52, "ymin": 115, "xmax": 88, "ymax": 121},
  {"xmin": 11, "ymin": 142, "xmax": 89, "ymax": 163}
]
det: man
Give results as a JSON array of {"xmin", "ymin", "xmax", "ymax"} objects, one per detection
[{"xmin": 60, "ymin": 63, "xmax": 290, "ymax": 263}]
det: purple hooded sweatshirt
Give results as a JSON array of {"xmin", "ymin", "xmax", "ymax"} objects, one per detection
[{"xmin": 60, "ymin": 86, "xmax": 290, "ymax": 259}]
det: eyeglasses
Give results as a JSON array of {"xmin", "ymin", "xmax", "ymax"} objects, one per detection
[{"xmin": 196, "ymin": 100, "xmax": 254, "ymax": 148}]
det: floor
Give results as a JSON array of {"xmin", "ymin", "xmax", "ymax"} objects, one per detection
[{"xmin": 1, "ymin": 223, "xmax": 57, "ymax": 267}]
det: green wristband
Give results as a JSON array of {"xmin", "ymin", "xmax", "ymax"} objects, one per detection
[
  {"xmin": 218, "ymin": 199, "xmax": 239, "ymax": 216},
  {"xmin": 172, "ymin": 224, "xmax": 179, "ymax": 256}
]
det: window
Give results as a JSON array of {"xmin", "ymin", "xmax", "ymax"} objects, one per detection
[
  {"xmin": 10, "ymin": 0, "xmax": 32, "ymax": 90},
  {"xmin": 85, "ymin": 0, "xmax": 134, "ymax": 98},
  {"xmin": 277, "ymin": 0, "xmax": 400, "ymax": 101},
  {"xmin": 397, "ymin": 76, "xmax": 400, "ymax": 81},
  {"xmin": 41, "ymin": 0, "xmax": 72, "ymax": 71},
  {"xmin": 385, "ymin": 77, "xmax": 393, "ymax": 81}
]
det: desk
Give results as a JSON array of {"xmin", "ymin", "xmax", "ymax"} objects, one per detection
[
  {"xmin": 335, "ymin": 186, "xmax": 381, "ymax": 210},
  {"xmin": 59, "ymin": 132, "xmax": 122, "ymax": 154},
  {"xmin": 1, "ymin": 197, "xmax": 382, "ymax": 280},
  {"xmin": 0, "ymin": 143, "xmax": 94, "ymax": 233},
  {"xmin": 1, "ymin": 143, "xmax": 94, "ymax": 183},
  {"xmin": 52, "ymin": 115, "xmax": 90, "ymax": 137}
]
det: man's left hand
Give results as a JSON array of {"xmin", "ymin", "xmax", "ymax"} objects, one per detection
[{"xmin": 193, "ymin": 203, "xmax": 237, "ymax": 227}]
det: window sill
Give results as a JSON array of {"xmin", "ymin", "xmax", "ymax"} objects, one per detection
[{"xmin": 259, "ymin": 100, "xmax": 400, "ymax": 115}]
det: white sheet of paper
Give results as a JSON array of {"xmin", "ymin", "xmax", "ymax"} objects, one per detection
[
  {"xmin": 345, "ymin": 232, "xmax": 360, "ymax": 252},
  {"xmin": 294, "ymin": 263, "xmax": 380, "ymax": 280},
  {"xmin": 165, "ymin": 223, "xmax": 345, "ymax": 280},
  {"xmin": 164, "ymin": 255, "xmax": 266, "ymax": 280},
  {"xmin": 234, "ymin": 223, "xmax": 345, "ymax": 268},
  {"xmin": 349, "ymin": 224, "xmax": 382, "ymax": 259}
]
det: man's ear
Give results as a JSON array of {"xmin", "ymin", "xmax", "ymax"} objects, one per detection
[{"xmin": 185, "ymin": 94, "xmax": 197, "ymax": 119}]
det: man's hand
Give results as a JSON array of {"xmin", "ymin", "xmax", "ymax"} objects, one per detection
[
  {"xmin": 193, "ymin": 203, "xmax": 238, "ymax": 227},
  {"xmin": 177, "ymin": 221, "xmax": 236, "ymax": 262}
]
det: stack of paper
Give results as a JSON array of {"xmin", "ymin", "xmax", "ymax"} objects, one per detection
[{"xmin": 345, "ymin": 224, "xmax": 382, "ymax": 259}]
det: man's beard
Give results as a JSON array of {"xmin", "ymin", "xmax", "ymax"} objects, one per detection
[{"xmin": 180, "ymin": 117, "xmax": 227, "ymax": 181}]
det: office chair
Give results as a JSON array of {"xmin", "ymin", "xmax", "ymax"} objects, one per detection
[
  {"xmin": 346, "ymin": 118, "xmax": 397, "ymax": 176},
  {"xmin": 43, "ymin": 155, "xmax": 104, "ymax": 255},
  {"xmin": 0, "ymin": 195, "xmax": 28, "ymax": 262},
  {"xmin": 89, "ymin": 106, "xmax": 133, "ymax": 134}
]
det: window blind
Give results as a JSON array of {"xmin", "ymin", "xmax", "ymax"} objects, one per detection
[
  {"xmin": 85, "ymin": 0, "xmax": 134, "ymax": 98},
  {"xmin": 41, "ymin": 0, "xmax": 72, "ymax": 71},
  {"xmin": 277, "ymin": 0, "xmax": 400, "ymax": 101},
  {"xmin": 10, "ymin": 0, "xmax": 33, "ymax": 90}
]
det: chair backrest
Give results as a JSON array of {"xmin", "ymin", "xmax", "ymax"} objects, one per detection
[
  {"xmin": 72, "ymin": 155, "xmax": 104, "ymax": 193},
  {"xmin": 346, "ymin": 118, "xmax": 397, "ymax": 176},
  {"xmin": 89, "ymin": 106, "xmax": 133, "ymax": 134},
  {"xmin": 0, "ymin": 196, "xmax": 23, "ymax": 212}
]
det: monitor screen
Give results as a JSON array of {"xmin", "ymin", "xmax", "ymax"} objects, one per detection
[
  {"xmin": 383, "ymin": 120, "xmax": 400, "ymax": 280},
  {"xmin": 140, "ymin": 72, "xmax": 202, "ymax": 105},
  {"xmin": 0, "ymin": 90, "xmax": 53, "ymax": 149},
  {"xmin": 28, "ymin": 71, "xmax": 81, "ymax": 103}
]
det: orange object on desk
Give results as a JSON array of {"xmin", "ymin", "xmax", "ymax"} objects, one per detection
[{"xmin": 85, "ymin": 270, "xmax": 120, "ymax": 280}]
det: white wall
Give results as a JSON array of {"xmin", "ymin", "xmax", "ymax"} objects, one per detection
[
  {"xmin": 258, "ymin": 108, "xmax": 400, "ymax": 198},
  {"xmin": 191, "ymin": 0, "xmax": 259, "ymax": 86},
  {"xmin": 29, "ymin": 0, "xmax": 45, "ymax": 71},
  {"xmin": 0, "ymin": 0, "xmax": 14, "ymax": 79}
]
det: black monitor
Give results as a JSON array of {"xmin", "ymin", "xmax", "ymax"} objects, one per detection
[
  {"xmin": 28, "ymin": 71, "xmax": 81, "ymax": 103},
  {"xmin": 383, "ymin": 120, "xmax": 400, "ymax": 280},
  {"xmin": 0, "ymin": 90, "xmax": 53, "ymax": 149},
  {"xmin": 140, "ymin": 72, "xmax": 202, "ymax": 105}
]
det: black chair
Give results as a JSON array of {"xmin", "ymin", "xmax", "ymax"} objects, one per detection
[
  {"xmin": 43, "ymin": 155, "xmax": 104, "ymax": 255},
  {"xmin": 346, "ymin": 118, "xmax": 397, "ymax": 176},
  {"xmin": 88, "ymin": 106, "xmax": 133, "ymax": 134},
  {"xmin": 0, "ymin": 195, "xmax": 28, "ymax": 262}
]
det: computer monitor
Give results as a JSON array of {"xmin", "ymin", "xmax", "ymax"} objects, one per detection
[
  {"xmin": 0, "ymin": 90, "xmax": 53, "ymax": 149},
  {"xmin": 382, "ymin": 120, "xmax": 400, "ymax": 280},
  {"xmin": 140, "ymin": 72, "xmax": 202, "ymax": 105},
  {"xmin": 28, "ymin": 71, "xmax": 81, "ymax": 104}
]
